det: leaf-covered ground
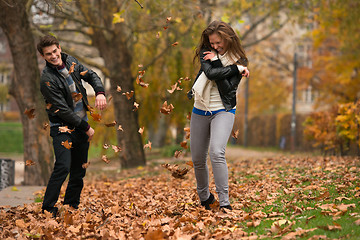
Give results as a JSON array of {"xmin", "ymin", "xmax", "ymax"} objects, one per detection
[{"xmin": 1, "ymin": 153, "xmax": 360, "ymax": 239}]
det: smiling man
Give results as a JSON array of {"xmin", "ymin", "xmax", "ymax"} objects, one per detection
[{"xmin": 37, "ymin": 35, "xmax": 107, "ymax": 217}]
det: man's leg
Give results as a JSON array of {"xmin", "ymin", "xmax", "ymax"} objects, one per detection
[
  {"xmin": 42, "ymin": 130, "xmax": 72, "ymax": 212},
  {"xmin": 63, "ymin": 130, "xmax": 89, "ymax": 208}
]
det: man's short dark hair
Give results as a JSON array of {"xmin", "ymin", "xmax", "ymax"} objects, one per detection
[{"xmin": 37, "ymin": 35, "xmax": 60, "ymax": 55}]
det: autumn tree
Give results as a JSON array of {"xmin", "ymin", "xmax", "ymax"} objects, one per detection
[{"xmin": 0, "ymin": 0, "xmax": 53, "ymax": 185}]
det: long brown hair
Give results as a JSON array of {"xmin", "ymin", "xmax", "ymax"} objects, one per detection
[{"xmin": 194, "ymin": 20, "xmax": 248, "ymax": 66}]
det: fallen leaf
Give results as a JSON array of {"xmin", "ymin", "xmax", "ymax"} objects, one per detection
[
  {"xmin": 174, "ymin": 150, "xmax": 182, "ymax": 158},
  {"xmin": 185, "ymin": 161, "xmax": 193, "ymax": 167},
  {"xmin": 161, "ymin": 163, "xmax": 189, "ymax": 179}
]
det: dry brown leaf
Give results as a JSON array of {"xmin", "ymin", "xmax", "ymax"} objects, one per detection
[
  {"xmin": 112, "ymin": 145, "xmax": 122, "ymax": 153},
  {"xmin": 133, "ymin": 102, "xmax": 139, "ymax": 111},
  {"xmin": 186, "ymin": 112, "xmax": 191, "ymax": 120},
  {"xmin": 80, "ymin": 70, "xmax": 88, "ymax": 76},
  {"xmin": 105, "ymin": 121, "xmax": 117, "ymax": 127},
  {"xmin": 117, "ymin": 125, "xmax": 124, "ymax": 131},
  {"xmin": 102, "ymin": 155, "xmax": 110, "ymax": 164},
  {"xmin": 231, "ymin": 129, "xmax": 239, "ymax": 139},
  {"xmin": 59, "ymin": 126, "xmax": 74, "ymax": 133},
  {"xmin": 161, "ymin": 163, "xmax": 189, "ymax": 179},
  {"xmin": 144, "ymin": 141, "xmax": 152, "ymax": 150},
  {"xmin": 180, "ymin": 141, "xmax": 188, "ymax": 149},
  {"xmin": 45, "ymin": 81, "xmax": 51, "ymax": 87},
  {"xmin": 185, "ymin": 161, "xmax": 193, "ymax": 167},
  {"xmin": 90, "ymin": 112, "xmax": 102, "ymax": 122},
  {"xmin": 103, "ymin": 144, "xmax": 110, "ymax": 149},
  {"xmin": 172, "ymin": 41, "xmax": 179, "ymax": 46},
  {"xmin": 24, "ymin": 108, "xmax": 35, "ymax": 119},
  {"xmin": 116, "ymin": 85, "xmax": 122, "ymax": 92},
  {"xmin": 138, "ymin": 127, "xmax": 144, "ymax": 135},
  {"xmin": 71, "ymin": 92, "xmax": 83, "ymax": 102},
  {"xmin": 122, "ymin": 91, "xmax": 134, "ymax": 100},
  {"xmin": 68, "ymin": 62, "xmax": 76, "ymax": 74},
  {"xmin": 160, "ymin": 101, "xmax": 174, "ymax": 115},
  {"xmin": 82, "ymin": 162, "xmax": 90, "ymax": 169},
  {"xmin": 43, "ymin": 122, "xmax": 49, "ymax": 130},
  {"xmin": 61, "ymin": 140, "xmax": 72, "ymax": 149},
  {"xmin": 174, "ymin": 150, "xmax": 182, "ymax": 158},
  {"xmin": 25, "ymin": 160, "xmax": 35, "ymax": 166}
]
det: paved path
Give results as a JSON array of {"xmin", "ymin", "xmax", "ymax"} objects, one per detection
[{"xmin": 0, "ymin": 186, "xmax": 44, "ymax": 207}]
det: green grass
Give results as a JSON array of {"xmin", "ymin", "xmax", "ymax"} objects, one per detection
[{"xmin": 0, "ymin": 122, "xmax": 23, "ymax": 153}]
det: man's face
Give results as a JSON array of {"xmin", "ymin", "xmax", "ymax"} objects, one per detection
[{"xmin": 41, "ymin": 44, "xmax": 62, "ymax": 66}]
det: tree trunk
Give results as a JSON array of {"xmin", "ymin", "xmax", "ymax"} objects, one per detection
[
  {"xmin": 91, "ymin": 26, "xmax": 146, "ymax": 168},
  {"xmin": 0, "ymin": 0, "xmax": 53, "ymax": 185}
]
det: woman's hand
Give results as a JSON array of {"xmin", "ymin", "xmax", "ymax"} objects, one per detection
[
  {"xmin": 242, "ymin": 67, "xmax": 250, "ymax": 78},
  {"xmin": 95, "ymin": 94, "xmax": 107, "ymax": 111},
  {"xmin": 203, "ymin": 51, "xmax": 216, "ymax": 61}
]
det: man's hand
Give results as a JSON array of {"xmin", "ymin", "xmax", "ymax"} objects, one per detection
[
  {"xmin": 86, "ymin": 127, "xmax": 95, "ymax": 142},
  {"xmin": 242, "ymin": 67, "xmax": 250, "ymax": 78},
  {"xmin": 95, "ymin": 94, "xmax": 107, "ymax": 111}
]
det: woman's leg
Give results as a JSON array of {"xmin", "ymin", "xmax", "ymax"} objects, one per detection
[
  {"xmin": 208, "ymin": 111, "xmax": 235, "ymax": 206},
  {"xmin": 190, "ymin": 113, "xmax": 211, "ymax": 202}
]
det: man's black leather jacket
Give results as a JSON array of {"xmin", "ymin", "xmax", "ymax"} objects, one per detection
[
  {"xmin": 188, "ymin": 49, "xmax": 243, "ymax": 111},
  {"xmin": 40, "ymin": 52, "xmax": 105, "ymax": 131}
]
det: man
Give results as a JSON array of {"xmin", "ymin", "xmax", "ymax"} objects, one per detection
[{"xmin": 37, "ymin": 35, "xmax": 107, "ymax": 216}]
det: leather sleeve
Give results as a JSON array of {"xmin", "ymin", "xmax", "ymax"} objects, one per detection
[{"xmin": 199, "ymin": 49, "xmax": 239, "ymax": 81}]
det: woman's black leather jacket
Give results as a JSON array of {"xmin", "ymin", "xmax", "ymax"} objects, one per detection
[
  {"xmin": 40, "ymin": 52, "xmax": 105, "ymax": 131},
  {"xmin": 188, "ymin": 49, "xmax": 243, "ymax": 111}
]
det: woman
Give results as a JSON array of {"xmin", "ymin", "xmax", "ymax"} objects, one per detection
[{"xmin": 189, "ymin": 20, "xmax": 249, "ymax": 210}]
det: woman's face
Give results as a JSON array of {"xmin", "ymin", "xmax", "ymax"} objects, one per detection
[{"xmin": 209, "ymin": 33, "xmax": 227, "ymax": 55}]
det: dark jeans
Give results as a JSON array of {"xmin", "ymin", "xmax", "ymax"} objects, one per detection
[{"xmin": 42, "ymin": 126, "xmax": 89, "ymax": 210}]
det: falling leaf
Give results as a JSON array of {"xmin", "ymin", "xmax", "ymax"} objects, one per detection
[
  {"xmin": 180, "ymin": 141, "xmax": 188, "ymax": 149},
  {"xmin": 163, "ymin": 26, "xmax": 168, "ymax": 30},
  {"xmin": 68, "ymin": 62, "xmax": 76, "ymax": 74},
  {"xmin": 103, "ymin": 144, "xmax": 110, "ymax": 149},
  {"xmin": 80, "ymin": 70, "xmax": 88, "ymax": 76},
  {"xmin": 166, "ymin": 17, "xmax": 172, "ymax": 23},
  {"xmin": 231, "ymin": 129, "xmax": 239, "ymax": 139},
  {"xmin": 172, "ymin": 41, "xmax": 179, "ymax": 46},
  {"xmin": 174, "ymin": 150, "xmax": 182, "ymax": 158},
  {"xmin": 138, "ymin": 127, "xmax": 144, "ymax": 135},
  {"xmin": 46, "ymin": 103, "xmax": 52, "ymax": 109},
  {"xmin": 186, "ymin": 112, "xmax": 191, "ymax": 120},
  {"xmin": 184, "ymin": 77, "xmax": 191, "ymax": 81},
  {"xmin": 61, "ymin": 140, "xmax": 72, "ymax": 149},
  {"xmin": 112, "ymin": 145, "xmax": 122, "ymax": 153},
  {"xmin": 117, "ymin": 125, "xmax": 124, "ymax": 131},
  {"xmin": 113, "ymin": 11, "xmax": 125, "ymax": 24},
  {"xmin": 138, "ymin": 64, "xmax": 143, "ymax": 68},
  {"xmin": 59, "ymin": 126, "xmax": 74, "ymax": 133},
  {"xmin": 133, "ymin": 102, "xmax": 139, "ymax": 111},
  {"xmin": 102, "ymin": 155, "xmax": 110, "ymax": 164},
  {"xmin": 122, "ymin": 91, "xmax": 134, "ymax": 100},
  {"xmin": 107, "ymin": 95, "xmax": 113, "ymax": 103},
  {"xmin": 116, "ymin": 86, "xmax": 122, "ymax": 92},
  {"xmin": 25, "ymin": 160, "xmax": 36, "ymax": 166},
  {"xmin": 186, "ymin": 161, "xmax": 193, "ymax": 167},
  {"xmin": 90, "ymin": 112, "xmax": 102, "ymax": 122},
  {"xmin": 160, "ymin": 101, "xmax": 174, "ymax": 115},
  {"xmin": 71, "ymin": 92, "xmax": 83, "ymax": 102},
  {"xmin": 54, "ymin": 109, "xmax": 60, "ymax": 113},
  {"xmin": 105, "ymin": 121, "xmax": 117, "ymax": 127},
  {"xmin": 24, "ymin": 108, "xmax": 35, "ymax": 119},
  {"xmin": 43, "ymin": 122, "xmax": 49, "ymax": 130},
  {"xmin": 144, "ymin": 141, "xmax": 152, "ymax": 150},
  {"xmin": 156, "ymin": 32, "xmax": 160, "ymax": 38},
  {"xmin": 82, "ymin": 162, "xmax": 90, "ymax": 169},
  {"xmin": 45, "ymin": 81, "xmax": 50, "ymax": 87},
  {"xmin": 161, "ymin": 163, "xmax": 189, "ymax": 179},
  {"xmin": 167, "ymin": 82, "xmax": 182, "ymax": 94}
]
